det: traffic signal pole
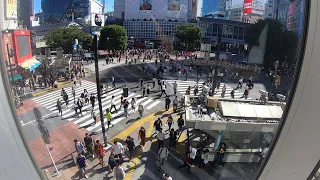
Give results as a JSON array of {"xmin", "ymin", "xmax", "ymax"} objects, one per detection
[{"xmin": 93, "ymin": 34, "xmax": 107, "ymax": 146}]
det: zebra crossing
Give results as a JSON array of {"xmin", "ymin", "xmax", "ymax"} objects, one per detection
[
  {"xmin": 31, "ymin": 80, "xmax": 161, "ymax": 133},
  {"xmin": 165, "ymin": 79, "xmax": 252, "ymax": 99}
]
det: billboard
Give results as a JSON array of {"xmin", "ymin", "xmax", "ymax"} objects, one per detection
[
  {"xmin": 168, "ymin": 0, "xmax": 180, "ymax": 11},
  {"xmin": 140, "ymin": 0, "xmax": 152, "ymax": 10},
  {"xmin": 2, "ymin": 32, "xmax": 17, "ymax": 65},
  {"xmin": 243, "ymin": 0, "xmax": 252, "ymax": 15},
  {"xmin": 91, "ymin": 14, "xmax": 105, "ymax": 26},
  {"xmin": 5, "ymin": 0, "xmax": 18, "ymax": 19},
  {"xmin": 13, "ymin": 30, "xmax": 32, "ymax": 66}
]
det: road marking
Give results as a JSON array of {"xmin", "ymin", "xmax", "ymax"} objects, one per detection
[
  {"xmin": 146, "ymin": 100, "xmax": 161, "ymax": 110},
  {"xmin": 178, "ymin": 130, "xmax": 186, "ymax": 143},
  {"xmin": 21, "ymin": 111, "xmax": 57, "ymax": 126}
]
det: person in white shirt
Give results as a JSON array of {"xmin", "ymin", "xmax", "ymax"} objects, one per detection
[
  {"xmin": 162, "ymin": 173, "xmax": 173, "ymax": 180},
  {"xmin": 112, "ymin": 140, "xmax": 124, "ymax": 161},
  {"xmin": 173, "ymin": 96, "xmax": 179, "ymax": 112},
  {"xmin": 157, "ymin": 128, "xmax": 165, "ymax": 150},
  {"xmin": 113, "ymin": 159, "xmax": 125, "ymax": 180},
  {"xmin": 189, "ymin": 144, "xmax": 197, "ymax": 164},
  {"xmin": 110, "ymin": 95, "xmax": 117, "ymax": 112},
  {"xmin": 158, "ymin": 145, "xmax": 169, "ymax": 170}
]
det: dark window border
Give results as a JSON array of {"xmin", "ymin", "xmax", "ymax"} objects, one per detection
[{"xmin": 255, "ymin": 0, "xmax": 311, "ymax": 179}]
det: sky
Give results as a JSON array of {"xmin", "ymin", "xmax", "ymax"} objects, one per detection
[{"xmin": 34, "ymin": 0, "xmax": 115, "ymax": 13}]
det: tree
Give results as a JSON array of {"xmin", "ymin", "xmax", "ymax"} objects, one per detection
[
  {"xmin": 44, "ymin": 27, "xmax": 93, "ymax": 53},
  {"xmin": 99, "ymin": 25, "xmax": 128, "ymax": 50},
  {"xmin": 174, "ymin": 24, "xmax": 202, "ymax": 51},
  {"xmin": 245, "ymin": 19, "xmax": 298, "ymax": 69}
]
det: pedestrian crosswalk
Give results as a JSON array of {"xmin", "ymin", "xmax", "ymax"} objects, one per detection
[
  {"xmin": 31, "ymin": 80, "xmax": 161, "ymax": 133},
  {"xmin": 165, "ymin": 80, "xmax": 252, "ymax": 99}
]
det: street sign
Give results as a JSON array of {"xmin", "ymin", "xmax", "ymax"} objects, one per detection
[{"xmin": 33, "ymin": 107, "xmax": 42, "ymax": 120}]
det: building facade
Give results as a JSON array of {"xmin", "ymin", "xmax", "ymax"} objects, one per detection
[
  {"xmin": 202, "ymin": 0, "xmax": 226, "ymax": 18},
  {"xmin": 273, "ymin": 0, "xmax": 290, "ymax": 25},
  {"xmin": 123, "ymin": 0, "xmax": 200, "ymax": 41},
  {"xmin": 228, "ymin": 5, "xmax": 243, "ymax": 22},
  {"xmin": 114, "ymin": 0, "xmax": 125, "ymax": 20},
  {"xmin": 198, "ymin": 17, "xmax": 250, "ymax": 45},
  {"xmin": 286, "ymin": 0, "xmax": 304, "ymax": 36},
  {"xmin": 264, "ymin": 0, "xmax": 274, "ymax": 19}
]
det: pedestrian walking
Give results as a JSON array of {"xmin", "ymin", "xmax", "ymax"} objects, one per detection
[
  {"xmin": 108, "ymin": 152, "xmax": 117, "ymax": 173},
  {"xmin": 152, "ymin": 77, "xmax": 156, "ymax": 89},
  {"xmin": 167, "ymin": 115, "xmax": 173, "ymax": 132},
  {"xmin": 119, "ymin": 95, "xmax": 124, "ymax": 110},
  {"xmin": 146, "ymin": 84, "xmax": 150, "ymax": 96},
  {"xmin": 94, "ymin": 140, "xmax": 105, "ymax": 167},
  {"xmin": 73, "ymin": 101, "xmax": 78, "ymax": 116},
  {"xmin": 105, "ymin": 109, "xmax": 112, "ymax": 129},
  {"xmin": 159, "ymin": 83, "xmax": 167, "ymax": 97},
  {"xmin": 173, "ymin": 81, "xmax": 177, "ymax": 95},
  {"xmin": 165, "ymin": 96, "xmax": 171, "ymax": 111},
  {"xmin": 177, "ymin": 115, "xmax": 184, "ymax": 133},
  {"xmin": 84, "ymin": 133, "xmax": 94, "ymax": 157},
  {"xmin": 169, "ymin": 129, "xmax": 177, "ymax": 150},
  {"xmin": 157, "ymin": 79, "xmax": 161, "ymax": 91},
  {"xmin": 158, "ymin": 145, "xmax": 169, "ymax": 170},
  {"xmin": 77, "ymin": 98, "xmax": 83, "ymax": 116},
  {"xmin": 230, "ymin": 89, "xmax": 235, "ymax": 98},
  {"xmin": 178, "ymin": 151, "xmax": 193, "ymax": 174},
  {"xmin": 194, "ymin": 85, "xmax": 199, "ymax": 96},
  {"xmin": 131, "ymin": 97, "xmax": 136, "ymax": 112},
  {"xmin": 123, "ymin": 100, "xmax": 129, "ymax": 117},
  {"xmin": 91, "ymin": 109, "xmax": 97, "ymax": 124},
  {"xmin": 112, "ymin": 140, "xmax": 124, "ymax": 161},
  {"xmin": 154, "ymin": 118, "xmax": 163, "ymax": 134},
  {"xmin": 189, "ymin": 144, "xmax": 197, "ymax": 164},
  {"xmin": 216, "ymin": 143, "xmax": 226, "ymax": 167},
  {"xmin": 72, "ymin": 86, "xmax": 76, "ymax": 101},
  {"xmin": 57, "ymin": 99, "xmax": 62, "ymax": 116},
  {"xmin": 110, "ymin": 96, "xmax": 117, "ymax": 112},
  {"xmin": 114, "ymin": 160, "xmax": 125, "ymax": 180},
  {"xmin": 199, "ymin": 149, "xmax": 210, "ymax": 168},
  {"xmin": 125, "ymin": 136, "xmax": 135, "ymax": 160},
  {"xmin": 138, "ymin": 127, "xmax": 146, "ymax": 148},
  {"xmin": 157, "ymin": 128, "xmax": 165, "ymax": 150},
  {"xmin": 90, "ymin": 94, "xmax": 95, "ymax": 109},
  {"xmin": 237, "ymin": 77, "xmax": 243, "ymax": 89},
  {"xmin": 112, "ymin": 76, "xmax": 116, "ymax": 88},
  {"xmin": 79, "ymin": 77, "xmax": 82, "ymax": 86},
  {"xmin": 76, "ymin": 153, "xmax": 89, "ymax": 179},
  {"xmin": 173, "ymin": 96, "xmax": 179, "ymax": 112},
  {"xmin": 241, "ymin": 88, "xmax": 249, "ymax": 99},
  {"xmin": 74, "ymin": 139, "xmax": 85, "ymax": 155},
  {"xmin": 138, "ymin": 104, "xmax": 144, "ymax": 118},
  {"xmin": 221, "ymin": 84, "xmax": 226, "ymax": 97},
  {"xmin": 142, "ymin": 84, "xmax": 146, "ymax": 97},
  {"xmin": 140, "ymin": 78, "xmax": 144, "ymax": 90}
]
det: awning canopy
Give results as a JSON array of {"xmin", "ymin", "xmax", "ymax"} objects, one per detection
[
  {"xmin": 8, "ymin": 74, "xmax": 22, "ymax": 81},
  {"xmin": 21, "ymin": 58, "xmax": 41, "ymax": 71}
]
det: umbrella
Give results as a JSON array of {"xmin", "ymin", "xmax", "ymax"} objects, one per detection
[{"xmin": 21, "ymin": 59, "xmax": 41, "ymax": 71}]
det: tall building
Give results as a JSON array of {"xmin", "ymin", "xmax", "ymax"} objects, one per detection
[
  {"xmin": 202, "ymin": 0, "xmax": 226, "ymax": 18},
  {"xmin": 242, "ymin": 0, "xmax": 264, "ymax": 24},
  {"xmin": 0, "ymin": 0, "xmax": 19, "ymax": 30},
  {"xmin": 18, "ymin": 0, "xmax": 34, "ymax": 29},
  {"xmin": 264, "ymin": 0, "xmax": 274, "ymax": 19},
  {"xmin": 114, "ymin": 0, "xmax": 125, "ymax": 20},
  {"xmin": 228, "ymin": 5, "xmax": 243, "ymax": 22},
  {"xmin": 286, "ymin": 0, "xmax": 304, "ymax": 36},
  {"xmin": 273, "ymin": 0, "xmax": 290, "ymax": 26}
]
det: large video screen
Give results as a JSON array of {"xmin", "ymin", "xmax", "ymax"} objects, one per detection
[
  {"xmin": 17, "ymin": 36, "xmax": 31, "ymax": 58},
  {"xmin": 140, "ymin": 0, "xmax": 152, "ymax": 10},
  {"xmin": 168, "ymin": 0, "xmax": 180, "ymax": 11}
]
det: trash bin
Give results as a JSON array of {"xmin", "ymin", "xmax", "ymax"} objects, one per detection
[{"xmin": 123, "ymin": 87, "xmax": 128, "ymax": 97}]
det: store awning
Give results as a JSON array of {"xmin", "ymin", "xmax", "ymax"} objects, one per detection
[
  {"xmin": 8, "ymin": 74, "xmax": 22, "ymax": 81},
  {"xmin": 21, "ymin": 58, "xmax": 41, "ymax": 71}
]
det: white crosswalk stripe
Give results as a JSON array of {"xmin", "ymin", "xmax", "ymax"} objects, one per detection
[
  {"xmin": 165, "ymin": 80, "xmax": 252, "ymax": 100},
  {"xmin": 31, "ymin": 80, "xmax": 161, "ymax": 133}
]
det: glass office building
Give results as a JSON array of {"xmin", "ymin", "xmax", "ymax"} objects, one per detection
[{"xmin": 202, "ymin": 0, "xmax": 226, "ymax": 18}]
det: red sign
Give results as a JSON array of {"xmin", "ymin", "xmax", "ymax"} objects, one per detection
[
  {"xmin": 2, "ymin": 32, "xmax": 17, "ymax": 65},
  {"xmin": 243, "ymin": 0, "xmax": 252, "ymax": 15},
  {"xmin": 13, "ymin": 30, "xmax": 32, "ymax": 65}
]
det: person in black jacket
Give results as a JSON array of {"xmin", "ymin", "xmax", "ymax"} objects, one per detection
[{"xmin": 165, "ymin": 96, "xmax": 171, "ymax": 111}]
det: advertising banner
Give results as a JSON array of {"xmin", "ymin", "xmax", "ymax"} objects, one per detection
[
  {"xmin": 5, "ymin": 0, "xmax": 18, "ymax": 19},
  {"xmin": 2, "ymin": 32, "xmax": 16, "ymax": 64},
  {"xmin": 13, "ymin": 30, "xmax": 32, "ymax": 65},
  {"xmin": 168, "ymin": 0, "xmax": 180, "ymax": 11},
  {"xmin": 243, "ymin": 0, "xmax": 252, "ymax": 15},
  {"xmin": 140, "ymin": 0, "xmax": 152, "ymax": 10},
  {"xmin": 91, "ymin": 14, "xmax": 105, "ymax": 27}
]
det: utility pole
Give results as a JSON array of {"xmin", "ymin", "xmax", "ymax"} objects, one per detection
[{"xmin": 93, "ymin": 34, "xmax": 107, "ymax": 146}]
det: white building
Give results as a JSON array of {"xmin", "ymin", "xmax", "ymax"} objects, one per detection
[
  {"xmin": 228, "ymin": 5, "xmax": 243, "ymax": 22},
  {"xmin": 124, "ymin": 0, "xmax": 201, "ymax": 41}
]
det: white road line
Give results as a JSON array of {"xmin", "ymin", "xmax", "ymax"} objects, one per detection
[{"xmin": 147, "ymin": 100, "xmax": 161, "ymax": 110}]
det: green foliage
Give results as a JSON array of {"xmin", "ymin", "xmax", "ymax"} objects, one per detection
[
  {"xmin": 44, "ymin": 27, "xmax": 93, "ymax": 53},
  {"xmin": 174, "ymin": 24, "xmax": 202, "ymax": 51},
  {"xmin": 99, "ymin": 25, "xmax": 128, "ymax": 50},
  {"xmin": 245, "ymin": 18, "xmax": 298, "ymax": 68}
]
